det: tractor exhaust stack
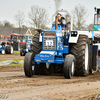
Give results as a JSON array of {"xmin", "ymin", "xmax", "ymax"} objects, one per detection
[{"xmin": 55, "ymin": 16, "xmax": 58, "ymax": 30}]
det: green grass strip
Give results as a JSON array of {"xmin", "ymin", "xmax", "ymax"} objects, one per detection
[{"xmin": 13, "ymin": 51, "xmax": 20, "ymax": 54}]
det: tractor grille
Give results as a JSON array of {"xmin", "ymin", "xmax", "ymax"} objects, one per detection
[
  {"xmin": 43, "ymin": 31, "xmax": 56, "ymax": 50},
  {"xmin": 43, "ymin": 37, "xmax": 56, "ymax": 50}
]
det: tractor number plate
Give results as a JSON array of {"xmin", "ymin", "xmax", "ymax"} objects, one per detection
[{"xmin": 46, "ymin": 40, "xmax": 53, "ymax": 46}]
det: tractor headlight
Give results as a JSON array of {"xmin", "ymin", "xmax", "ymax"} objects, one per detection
[
  {"xmin": 48, "ymin": 60, "xmax": 53, "ymax": 62},
  {"xmin": 36, "ymin": 60, "xmax": 41, "ymax": 62},
  {"xmin": 71, "ymin": 31, "xmax": 77, "ymax": 37}
]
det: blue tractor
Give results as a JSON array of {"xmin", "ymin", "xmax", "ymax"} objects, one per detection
[
  {"xmin": 20, "ymin": 35, "xmax": 34, "ymax": 56},
  {"xmin": 24, "ymin": 10, "xmax": 98, "ymax": 79},
  {"xmin": 0, "ymin": 35, "xmax": 13, "ymax": 54}
]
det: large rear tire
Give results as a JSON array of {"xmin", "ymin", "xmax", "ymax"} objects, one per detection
[
  {"xmin": 89, "ymin": 47, "xmax": 93, "ymax": 74},
  {"xmin": 32, "ymin": 33, "xmax": 42, "ymax": 56},
  {"xmin": 9, "ymin": 46, "xmax": 13, "ymax": 54},
  {"xmin": 32, "ymin": 32, "xmax": 45, "ymax": 74},
  {"xmin": 69, "ymin": 35, "xmax": 90, "ymax": 76},
  {"xmin": 5, "ymin": 46, "xmax": 8, "ymax": 54},
  {"xmin": 5, "ymin": 45, "xmax": 13, "ymax": 54},
  {"xmin": 63, "ymin": 54, "xmax": 75, "ymax": 79},
  {"xmin": 24, "ymin": 52, "xmax": 35, "ymax": 77}
]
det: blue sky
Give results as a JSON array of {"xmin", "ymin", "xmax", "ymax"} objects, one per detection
[{"xmin": 0, "ymin": 0, "xmax": 100, "ymax": 27}]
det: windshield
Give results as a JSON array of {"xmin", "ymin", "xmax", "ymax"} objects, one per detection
[{"xmin": 94, "ymin": 14, "xmax": 100, "ymax": 25}]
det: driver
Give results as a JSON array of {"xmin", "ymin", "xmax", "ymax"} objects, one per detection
[{"xmin": 57, "ymin": 13, "xmax": 66, "ymax": 30}]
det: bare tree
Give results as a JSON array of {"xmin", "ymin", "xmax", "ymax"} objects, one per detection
[
  {"xmin": 28, "ymin": 5, "xmax": 49, "ymax": 29},
  {"xmin": 14, "ymin": 11, "xmax": 25, "ymax": 33},
  {"xmin": 72, "ymin": 4, "xmax": 88, "ymax": 30}
]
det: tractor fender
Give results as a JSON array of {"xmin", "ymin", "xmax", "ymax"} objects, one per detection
[{"xmin": 69, "ymin": 31, "xmax": 93, "ymax": 43}]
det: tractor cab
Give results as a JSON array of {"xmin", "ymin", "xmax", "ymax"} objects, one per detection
[
  {"xmin": 10, "ymin": 33, "xmax": 21, "ymax": 51},
  {"xmin": 10, "ymin": 33, "xmax": 21, "ymax": 43}
]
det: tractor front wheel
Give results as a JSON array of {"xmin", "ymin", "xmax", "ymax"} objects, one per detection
[
  {"xmin": 24, "ymin": 52, "xmax": 35, "ymax": 77},
  {"xmin": 63, "ymin": 54, "xmax": 75, "ymax": 79}
]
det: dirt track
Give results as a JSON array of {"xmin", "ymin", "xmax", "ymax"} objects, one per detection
[{"xmin": 0, "ymin": 55, "xmax": 100, "ymax": 100}]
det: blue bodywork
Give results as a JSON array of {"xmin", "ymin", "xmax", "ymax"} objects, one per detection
[
  {"xmin": 0, "ymin": 38, "xmax": 5, "ymax": 53},
  {"xmin": 0, "ymin": 45, "xmax": 5, "ymax": 52},
  {"xmin": 33, "ymin": 25, "xmax": 70, "ymax": 66}
]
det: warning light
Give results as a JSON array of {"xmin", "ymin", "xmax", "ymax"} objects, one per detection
[
  {"xmin": 94, "ymin": 7, "xmax": 97, "ymax": 9},
  {"xmin": 94, "ymin": 7, "xmax": 97, "ymax": 12}
]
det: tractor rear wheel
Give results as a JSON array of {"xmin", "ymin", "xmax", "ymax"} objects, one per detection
[
  {"xmin": 32, "ymin": 32, "xmax": 45, "ymax": 74},
  {"xmin": 69, "ymin": 35, "xmax": 90, "ymax": 76},
  {"xmin": 5, "ymin": 45, "xmax": 13, "ymax": 54},
  {"xmin": 31, "ymin": 32, "xmax": 50, "ymax": 75},
  {"xmin": 32, "ymin": 33, "xmax": 42, "ymax": 56},
  {"xmin": 24, "ymin": 52, "xmax": 35, "ymax": 77},
  {"xmin": 63, "ymin": 54, "xmax": 75, "ymax": 79},
  {"xmin": 9, "ymin": 46, "xmax": 13, "ymax": 54},
  {"xmin": 5, "ymin": 46, "xmax": 8, "ymax": 54},
  {"xmin": 89, "ymin": 47, "xmax": 93, "ymax": 74}
]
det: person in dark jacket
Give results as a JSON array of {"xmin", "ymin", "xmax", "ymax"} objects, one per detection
[{"xmin": 57, "ymin": 13, "xmax": 66, "ymax": 30}]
